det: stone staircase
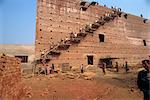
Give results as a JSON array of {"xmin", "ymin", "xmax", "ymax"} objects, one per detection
[{"xmin": 39, "ymin": 5, "xmax": 122, "ymax": 65}]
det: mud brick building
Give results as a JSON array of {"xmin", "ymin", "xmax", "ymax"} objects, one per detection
[
  {"xmin": 0, "ymin": 55, "xmax": 23, "ymax": 99},
  {"xmin": 35, "ymin": 0, "xmax": 150, "ymax": 69}
]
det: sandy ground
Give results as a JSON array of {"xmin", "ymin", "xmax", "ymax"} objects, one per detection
[{"xmin": 22, "ymin": 69, "xmax": 143, "ymax": 100}]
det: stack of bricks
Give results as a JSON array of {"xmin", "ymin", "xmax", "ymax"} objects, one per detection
[{"xmin": 0, "ymin": 55, "xmax": 23, "ymax": 100}]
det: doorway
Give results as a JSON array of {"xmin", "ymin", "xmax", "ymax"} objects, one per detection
[
  {"xmin": 87, "ymin": 55, "xmax": 93, "ymax": 65},
  {"xmin": 99, "ymin": 58, "xmax": 113, "ymax": 68}
]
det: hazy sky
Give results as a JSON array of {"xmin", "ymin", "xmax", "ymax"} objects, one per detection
[{"xmin": 0, "ymin": 0, "xmax": 149, "ymax": 45}]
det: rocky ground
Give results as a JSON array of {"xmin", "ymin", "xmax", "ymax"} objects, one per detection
[{"xmin": 22, "ymin": 68, "xmax": 143, "ymax": 100}]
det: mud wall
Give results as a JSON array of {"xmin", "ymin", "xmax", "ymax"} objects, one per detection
[
  {"xmin": 35, "ymin": 0, "xmax": 111, "ymax": 57},
  {"xmin": 36, "ymin": 0, "xmax": 150, "ymax": 68},
  {"xmin": 0, "ymin": 55, "xmax": 23, "ymax": 100}
]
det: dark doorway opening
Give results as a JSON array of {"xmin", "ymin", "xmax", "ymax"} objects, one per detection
[
  {"xmin": 15, "ymin": 56, "xmax": 28, "ymax": 63},
  {"xmin": 87, "ymin": 55, "xmax": 93, "ymax": 65},
  {"xmin": 143, "ymin": 40, "xmax": 147, "ymax": 46},
  {"xmin": 99, "ymin": 34, "xmax": 105, "ymax": 42},
  {"xmin": 99, "ymin": 58, "xmax": 117, "ymax": 68}
]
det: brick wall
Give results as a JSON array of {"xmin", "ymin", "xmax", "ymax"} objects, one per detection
[
  {"xmin": 36, "ymin": 0, "xmax": 150, "ymax": 69},
  {"xmin": 0, "ymin": 55, "xmax": 23, "ymax": 100},
  {"xmin": 35, "ymin": 0, "xmax": 111, "ymax": 57}
]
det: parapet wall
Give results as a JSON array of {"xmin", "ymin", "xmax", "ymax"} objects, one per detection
[{"xmin": 0, "ymin": 55, "xmax": 23, "ymax": 100}]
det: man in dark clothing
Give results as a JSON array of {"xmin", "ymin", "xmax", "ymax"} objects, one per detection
[
  {"xmin": 137, "ymin": 60, "xmax": 150, "ymax": 100},
  {"xmin": 115, "ymin": 62, "xmax": 119, "ymax": 72},
  {"xmin": 51, "ymin": 63, "xmax": 55, "ymax": 73},
  {"xmin": 102, "ymin": 62, "xmax": 106, "ymax": 75},
  {"xmin": 98, "ymin": 61, "xmax": 106, "ymax": 75},
  {"xmin": 125, "ymin": 61, "xmax": 129, "ymax": 73}
]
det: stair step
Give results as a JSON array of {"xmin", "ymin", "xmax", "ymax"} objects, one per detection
[
  {"xmin": 77, "ymin": 32, "xmax": 87, "ymax": 38},
  {"xmin": 57, "ymin": 44, "xmax": 70, "ymax": 50},
  {"xmin": 91, "ymin": 23, "xmax": 100, "ymax": 29},
  {"xmin": 48, "ymin": 51, "xmax": 61, "ymax": 55},
  {"xmin": 80, "ymin": 6, "xmax": 88, "ymax": 11}
]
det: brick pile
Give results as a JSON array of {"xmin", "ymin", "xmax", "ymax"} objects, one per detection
[{"xmin": 0, "ymin": 55, "xmax": 23, "ymax": 100}]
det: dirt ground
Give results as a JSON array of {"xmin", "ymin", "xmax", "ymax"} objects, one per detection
[{"xmin": 22, "ymin": 68, "xmax": 143, "ymax": 100}]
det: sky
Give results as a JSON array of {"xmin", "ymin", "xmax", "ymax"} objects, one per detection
[
  {"xmin": 0, "ymin": 0, "xmax": 150, "ymax": 45},
  {"xmin": 0, "ymin": 0, "xmax": 36, "ymax": 45}
]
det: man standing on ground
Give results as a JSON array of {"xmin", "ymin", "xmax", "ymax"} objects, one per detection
[
  {"xmin": 102, "ymin": 62, "xmax": 106, "ymax": 75},
  {"xmin": 115, "ymin": 62, "xmax": 119, "ymax": 72},
  {"xmin": 80, "ymin": 64, "xmax": 84, "ymax": 73},
  {"xmin": 137, "ymin": 60, "xmax": 150, "ymax": 100},
  {"xmin": 51, "ymin": 63, "xmax": 55, "ymax": 73},
  {"xmin": 98, "ymin": 61, "xmax": 106, "ymax": 75},
  {"xmin": 125, "ymin": 61, "xmax": 129, "ymax": 73}
]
